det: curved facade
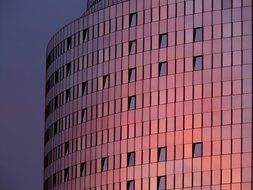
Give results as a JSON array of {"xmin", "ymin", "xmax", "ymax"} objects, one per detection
[{"xmin": 44, "ymin": 0, "xmax": 253, "ymax": 189}]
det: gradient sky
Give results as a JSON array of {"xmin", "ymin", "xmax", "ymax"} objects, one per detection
[{"xmin": 0, "ymin": 1, "xmax": 86, "ymax": 189}]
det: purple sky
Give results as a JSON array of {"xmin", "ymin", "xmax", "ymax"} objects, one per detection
[{"xmin": 0, "ymin": 1, "xmax": 86, "ymax": 189}]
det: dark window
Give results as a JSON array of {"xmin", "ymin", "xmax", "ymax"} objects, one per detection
[
  {"xmin": 128, "ymin": 68, "xmax": 136, "ymax": 82},
  {"xmin": 159, "ymin": 33, "xmax": 167, "ymax": 48},
  {"xmin": 102, "ymin": 157, "xmax": 108, "ymax": 171},
  {"xmin": 64, "ymin": 168, "xmax": 69, "ymax": 182},
  {"xmin": 83, "ymin": 28, "xmax": 88, "ymax": 42},
  {"xmin": 223, "ymin": 0, "xmax": 232, "ymax": 9},
  {"xmin": 193, "ymin": 56, "xmax": 203, "ymax": 71},
  {"xmin": 103, "ymin": 75, "xmax": 109, "ymax": 89},
  {"xmin": 158, "ymin": 147, "xmax": 166, "ymax": 162},
  {"xmin": 127, "ymin": 152, "xmax": 135, "ymax": 166},
  {"xmin": 53, "ymin": 122, "xmax": 58, "ymax": 136},
  {"xmin": 53, "ymin": 174, "xmax": 56, "ymax": 186},
  {"xmin": 129, "ymin": 40, "xmax": 136, "ymax": 55},
  {"xmin": 127, "ymin": 180, "xmax": 135, "ymax": 190},
  {"xmin": 54, "ymin": 70, "xmax": 59, "ymax": 83},
  {"xmin": 128, "ymin": 96, "xmax": 136, "ymax": 110},
  {"xmin": 82, "ymin": 109, "xmax": 87, "ymax": 123},
  {"xmin": 194, "ymin": 27, "xmax": 203, "ymax": 42},
  {"xmin": 64, "ymin": 142, "xmax": 69, "ymax": 155},
  {"xmin": 159, "ymin": 62, "xmax": 167, "ymax": 76},
  {"xmin": 129, "ymin": 13, "xmax": 137, "ymax": 27},
  {"xmin": 67, "ymin": 37, "xmax": 72, "ymax": 50},
  {"xmin": 54, "ymin": 96, "xmax": 58, "ymax": 109},
  {"xmin": 66, "ymin": 63, "xmax": 71, "ymax": 76},
  {"xmin": 157, "ymin": 176, "xmax": 166, "ymax": 190},
  {"xmin": 66, "ymin": 89, "xmax": 70, "ymax": 103},
  {"xmin": 82, "ymin": 81, "xmax": 87, "ymax": 96},
  {"xmin": 80, "ymin": 162, "xmax": 85, "ymax": 177},
  {"xmin": 193, "ymin": 142, "xmax": 202, "ymax": 157}
]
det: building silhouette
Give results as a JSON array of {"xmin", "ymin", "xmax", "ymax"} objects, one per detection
[{"xmin": 44, "ymin": 0, "xmax": 253, "ymax": 189}]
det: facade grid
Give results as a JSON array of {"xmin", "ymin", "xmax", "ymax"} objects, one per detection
[{"xmin": 44, "ymin": 0, "xmax": 253, "ymax": 189}]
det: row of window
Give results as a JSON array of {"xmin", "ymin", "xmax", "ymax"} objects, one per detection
[
  {"xmin": 46, "ymin": 26, "xmax": 203, "ymax": 94},
  {"xmin": 45, "ymin": 130, "xmax": 203, "ymax": 169},
  {"xmin": 44, "ymin": 169, "xmax": 167, "ymax": 190},
  {"xmin": 44, "ymin": 144, "xmax": 202, "ymax": 189},
  {"xmin": 47, "ymin": 0, "xmax": 237, "ymax": 70},
  {"xmin": 46, "ymin": 1, "xmax": 205, "ymax": 70},
  {"xmin": 45, "ymin": 55, "xmax": 204, "ymax": 118}
]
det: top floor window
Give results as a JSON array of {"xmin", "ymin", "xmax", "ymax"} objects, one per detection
[
  {"xmin": 83, "ymin": 28, "xmax": 88, "ymax": 42},
  {"xmin": 67, "ymin": 36, "xmax": 72, "ymax": 50}
]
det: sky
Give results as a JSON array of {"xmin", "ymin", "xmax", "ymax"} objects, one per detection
[{"xmin": 0, "ymin": 0, "xmax": 86, "ymax": 189}]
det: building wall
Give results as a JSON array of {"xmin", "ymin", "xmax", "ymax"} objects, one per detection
[{"xmin": 44, "ymin": 0, "xmax": 253, "ymax": 189}]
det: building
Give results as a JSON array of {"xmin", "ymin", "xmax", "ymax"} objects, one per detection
[{"xmin": 44, "ymin": 0, "xmax": 252, "ymax": 189}]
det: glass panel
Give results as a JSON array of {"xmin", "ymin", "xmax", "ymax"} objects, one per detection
[
  {"xmin": 158, "ymin": 176, "xmax": 166, "ymax": 190},
  {"xmin": 194, "ymin": 27, "xmax": 203, "ymax": 42},
  {"xmin": 80, "ymin": 162, "xmax": 85, "ymax": 176},
  {"xmin": 129, "ymin": 41, "xmax": 136, "ymax": 55},
  {"xmin": 159, "ymin": 62, "xmax": 167, "ymax": 76},
  {"xmin": 65, "ymin": 142, "xmax": 69, "ymax": 155},
  {"xmin": 127, "ymin": 180, "xmax": 134, "ymax": 190},
  {"xmin": 83, "ymin": 28, "xmax": 88, "ymax": 42},
  {"xmin": 67, "ymin": 36, "xmax": 71, "ymax": 50},
  {"xmin": 158, "ymin": 147, "xmax": 166, "ymax": 161},
  {"xmin": 64, "ymin": 168, "xmax": 69, "ymax": 182},
  {"xmin": 82, "ymin": 109, "xmax": 87, "ymax": 122},
  {"xmin": 82, "ymin": 82, "xmax": 87, "ymax": 95},
  {"xmin": 129, "ymin": 68, "xmax": 136, "ymax": 82},
  {"xmin": 66, "ymin": 89, "xmax": 70, "ymax": 102},
  {"xmin": 102, "ymin": 157, "xmax": 108, "ymax": 171},
  {"xmin": 194, "ymin": 56, "xmax": 203, "ymax": 71},
  {"xmin": 103, "ymin": 75, "xmax": 109, "ymax": 89},
  {"xmin": 159, "ymin": 33, "xmax": 168, "ymax": 48},
  {"xmin": 223, "ymin": 0, "xmax": 232, "ymax": 9},
  {"xmin": 130, "ymin": 13, "xmax": 137, "ymax": 27},
  {"xmin": 128, "ymin": 96, "xmax": 136, "ymax": 110},
  {"xmin": 193, "ymin": 142, "xmax": 202, "ymax": 157},
  {"xmin": 127, "ymin": 152, "xmax": 135, "ymax": 166},
  {"xmin": 66, "ymin": 63, "xmax": 71, "ymax": 76}
]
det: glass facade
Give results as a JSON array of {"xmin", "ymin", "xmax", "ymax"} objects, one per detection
[{"xmin": 44, "ymin": 0, "xmax": 253, "ymax": 189}]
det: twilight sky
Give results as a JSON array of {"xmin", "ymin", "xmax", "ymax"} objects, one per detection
[{"xmin": 0, "ymin": 0, "xmax": 86, "ymax": 189}]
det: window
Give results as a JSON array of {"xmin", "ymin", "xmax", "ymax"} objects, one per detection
[
  {"xmin": 193, "ymin": 56, "xmax": 203, "ymax": 71},
  {"xmin": 54, "ymin": 70, "xmax": 59, "ymax": 83},
  {"xmin": 222, "ymin": 0, "xmax": 232, "ymax": 9},
  {"xmin": 67, "ymin": 36, "xmax": 72, "ymax": 50},
  {"xmin": 158, "ymin": 147, "xmax": 166, "ymax": 162},
  {"xmin": 194, "ymin": 27, "xmax": 203, "ymax": 42},
  {"xmin": 159, "ymin": 33, "xmax": 167, "ymax": 48},
  {"xmin": 127, "ymin": 152, "xmax": 135, "ymax": 166},
  {"xmin": 127, "ymin": 180, "xmax": 135, "ymax": 190},
  {"xmin": 157, "ymin": 176, "xmax": 166, "ymax": 190},
  {"xmin": 80, "ymin": 162, "xmax": 85, "ymax": 177},
  {"xmin": 66, "ymin": 89, "xmax": 70, "ymax": 103},
  {"xmin": 64, "ymin": 142, "xmax": 69, "ymax": 155},
  {"xmin": 128, "ymin": 68, "xmax": 136, "ymax": 82},
  {"xmin": 82, "ymin": 81, "xmax": 87, "ymax": 96},
  {"xmin": 129, "ymin": 13, "xmax": 137, "ymax": 27},
  {"xmin": 64, "ymin": 168, "xmax": 69, "ymax": 182},
  {"xmin": 129, "ymin": 40, "xmax": 136, "ymax": 55},
  {"xmin": 66, "ymin": 63, "xmax": 71, "ymax": 76},
  {"xmin": 82, "ymin": 108, "xmax": 87, "ymax": 123},
  {"xmin": 193, "ymin": 142, "xmax": 202, "ymax": 157},
  {"xmin": 83, "ymin": 28, "xmax": 88, "ymax": 42},
  {"xmin": 103, "ymin": 75, "xmax": 109, "ymax": 89},
  {"xmin": 102, "ymin": 157, "xmax": 108, "ymax": 171},
  {"xmin": 159, "ymin": 62, "xmax": 167, "ymax": 76},
  {"xmin": 128, "ymin": 96, "xmax": 136, "ymax": 110}
]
